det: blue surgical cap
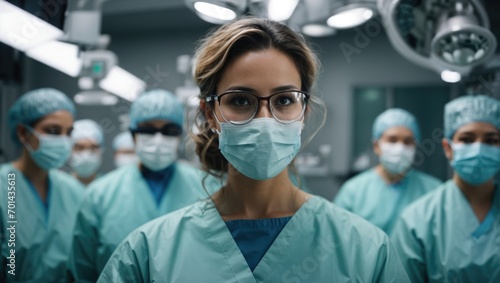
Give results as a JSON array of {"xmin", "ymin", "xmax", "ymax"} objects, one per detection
[
  {"xmin": 71, "ymin": 119, "xmax": 104, "ymax": 146},
  {"xmin": 129, "ymin": 89, "xmax": 184, "ymax": 130},
  {"xmin": 113, "ymin": 131, "xmax": 135, "ymax": 151},
  {"xmin": 444, "ymin": 95, "xmax": 500, "ymax": 139},
  {"xmin": 8, "ymin": 88, "xmax": 76, "ymax": 144},
  {"xmin": 372, "ymin": 108, "xmax": 421, "ymax": 141}
]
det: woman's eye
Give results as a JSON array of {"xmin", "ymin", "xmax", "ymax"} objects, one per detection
[
  {"xmin": 458, "ymin": 137, "xmax": 473, "ymax": 143},
  {"xmin": 274, "ymin": 95, "xmax": 295, "ymax": 106},
  {"xmin": 44, "ymin": 128, "xmax": 62, "ymax": 135}
]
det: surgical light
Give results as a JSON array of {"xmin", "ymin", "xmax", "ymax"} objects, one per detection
[
  {"xmin": 302, "ymin": 24, "xmax": 336, "ymax": 37},
  {"xmin": 74, "ymin": 90, "xmax": 119, "ymax": 106},
  {"xmin": 0, "ymin": 1, "xmax": 63, "ymax": 51},
  {"xmin": 327, "ymin": 7, "xmax": 374, "ymax": 29},
  {"xmin": 440, "ymin": 70, "xmax": 462, "ymax": 83},
  {"xmin": 25, "ymin": 40, "xmax": 82, "ymax": 77},
  {"xmin": 268, "ymin": 0, "xmax": 299, "ymax": 22},
  {"xmin": 185, "ymin": 0, "xmax": 246, "ymax": 24},
  {"xmin": 99, "ymin": 66, "xmax": 145, "ymax": 102}
]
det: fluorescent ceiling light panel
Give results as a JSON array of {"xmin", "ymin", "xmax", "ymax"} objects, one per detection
[
  {"xmin": 268, "ymin": 0, "xmax": 299, "ymax": 22},
  {"xmin": 99, "ymin": 66, "xmax": 146, "ymax": 101},
  {"xmin": 26, "ymin": 40, "xmax": 82, "ymax": 77},
  {"xmin": 0, "ymin": 1, "xmax": 63, "ymax": 51}
]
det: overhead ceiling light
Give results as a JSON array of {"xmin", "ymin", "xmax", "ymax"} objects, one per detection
[
  {"xmin": 268, "ymin": 0, "xmax": 299, "ymax": 22},
  {"xmin": 440, "ymin": 70, "xmax": 461, "ymax": 83},
  {"xmin": 25, "ymin": 40, "xmax": 82, "ymax": 77},
  {"xmin": 185, "ymin": 0, "xmax": 246, "ymax": 24},
  {"xmin": 0, "ymin": 1, "xmax": 63, "ymax": 51},
  {"xmin": 302, "ymin": 24, "xmax": 336, "ymax": 37},
  {"xmin": 74, "ymin": 90, "xmax": 119, "ymax": 106},
  {"xmin": 99, "ymin": 66, "xmax": 145, "ymax": 101},
  {"xmin": 327, "ymin": 6, "xmax": 374, "ymax": 29}
]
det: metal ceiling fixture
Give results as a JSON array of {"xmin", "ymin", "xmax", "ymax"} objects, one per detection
[
  {"xmin": 378, "ymin": 0, "xmax": 497, "ymax": 81},
  {"xmin": 327, "ymin": 0, "xmax": 377, "ymax": 29},
  {"xmin": 184, "ymin": 0, "xmax": 247, "ymax": 24}
]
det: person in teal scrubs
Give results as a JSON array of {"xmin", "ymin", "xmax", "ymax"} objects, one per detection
[
  {"xmin": 98, "ymin": 18, "xmax": 409, "ymax": 282},
  {"xmin": 0, "ymin": 88, "xmax": 85, "ymax": 282},
  {"xmin": 69, "ymin": 119, "xmax": 105, "ymax": 186},
  {"xmin": 67, "ymin": 89, "xmax": 220, "ymax": 282},
  {"xmin": 112, "ymin": 131, "xmax": 139, "ymax": 168},
  {"xmin": 335, "ymin": 108, "xmax": 441, "ymax": 233},
  {"xmin": 392, "ymin": 95, "xmax": 500, "ymax": 282}
]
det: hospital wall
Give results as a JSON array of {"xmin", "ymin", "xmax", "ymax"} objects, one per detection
[{"xmin": 5, "ymin": 24, "xmax": 456, "ymax": 199}]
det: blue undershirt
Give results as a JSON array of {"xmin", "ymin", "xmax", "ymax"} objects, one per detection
[
  {"xmin": 140, "ymin": 164, "xmax": 175, "ymax": 206},
  {"xmin": 226, "ymin": 216, "xmax": 292, "ymax": 271}
]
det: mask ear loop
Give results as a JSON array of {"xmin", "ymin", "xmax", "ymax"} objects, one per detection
[
  {"xmin": 211, "ymin": 110, "xmax": 222, "ymax": 135},
  {"xmin": 21, "ymin": 125, "xmax": 39, "ymax": 153}
]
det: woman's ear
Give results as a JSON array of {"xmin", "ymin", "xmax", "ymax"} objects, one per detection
[
  {"xmin": 442, "ymin": 139, "xmax": 453, "ymax": 160},
  {"xmin": 373, "ymin": 140, "xmax": 381, "ymax": 156},
  {"xmin": 201, "ymin": 100, "xmax": 216, "ymax": 129},
  {"xmin": 16, "ymin": 125, "xmax": 29, "ymax": 144}
]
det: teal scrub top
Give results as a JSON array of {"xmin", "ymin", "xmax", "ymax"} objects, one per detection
[
  {"xmin": 67, "ymin": 162, "xmax": 221, "ymax": 282},
  {"xmin": 0, "ymin": 163, "xmax": 85, "ymax": 282},
  {"xmin": 392, "ymin": 180, "xmax": 500, "ymax": 283},
  {"xmin": 334, "ymin": 168, "xmax": 441, "ymax": 233},
  {"xmin": 98, "ymin": 196, "xmax": 410, "ymax": 282}
]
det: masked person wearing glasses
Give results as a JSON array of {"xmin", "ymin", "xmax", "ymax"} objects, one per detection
[
  {"xmin": 392, "ymin": 95, "xmax": 500, "ymax": 282},
  {"xmin": 67, "ymin": 89, "xmax": 218, "ymax": 282},
  {"xmin": 98, "ymin": 18, "xmax": 409, "ymax": 282},
  {"xmin": 334, "ymin": 109, "xmax": 442, "ymax": 234},
  {"xmin": 0, "ymin": 88, "xmax": 85, "ymax": 282},
  {"xmin": 70, "ymin": 119, "xmax": 104, "ymax": 186}
]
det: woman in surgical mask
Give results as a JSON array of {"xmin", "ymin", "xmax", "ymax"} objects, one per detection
[
  {"xmin": 70, "ymin": 119, "xmax": 104, "ymax": 185},
  {"xmin": 392, "ymin": 95, "xmax": 500, "ymax": 282},
  {"xmin": 0, "ymin": 88, "xmax": 85, "ymax": 282},
  {"xmin": 334, "ymin": 108, "xmax": 442, "ymax": 233},
  {"xmin": 67, "ymin": 89, "xmax": 219, "ymax": 282},
  {"xmin": 98, "ymin": 17, "xmax": 409, "ymax": 282},
  {"xmin": 112, "ymin": 131, "xmax": 139, "ymax": 167}
]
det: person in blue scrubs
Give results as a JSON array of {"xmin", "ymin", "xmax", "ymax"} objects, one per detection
[
  {"xmin": 335, "ymin": 109, "xmax": 441, "ymax": 233},
  {"xmin": 0, "ymin": 88, "xmax": 85, "ymax": 282},
  {"xmin": 392, "ymin": 95, "xmax": 500, "ymax": 282},
  {"xmin": 69, "ymin": 119, "xmax": 105, "ymax": 186},
  {"xmin": 98, "ymin": 18, "xmax": 409, "ymax": 282},
  {"xmin": 67, "ymin": 89, "xmax": 220, "ymax": 282},
  {"xmin": 112, "ymin": 131, "xmax": 139, "ymax": 168}
]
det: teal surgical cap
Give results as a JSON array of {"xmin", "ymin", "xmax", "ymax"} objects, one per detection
[
  {"xmin": 113, "ymin": 131, "xmax": 135, "ymax": 151},
  {"xmin": 71, "ymin": 119, "xmax": 104, "ymax": 146},
  {"xmin": 372, "ymin": 108, "xmax": 421, "ymax": 141},
  {"xmin": 8, "ymin": 88, "xmax": 75, "ymax": 144},
  {"xmin": 444, "ymin": 95, "xmax": 500, "ymax": 139},
  {"xmin": 129, "ymin": 89, "xmax": 184, "ymax": 130}
]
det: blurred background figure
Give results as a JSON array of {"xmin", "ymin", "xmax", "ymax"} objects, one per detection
[
  {"xmin": 392, "ymin": 95, "xmax": 500, "ymax": 282},
  {"xmin": 0, "ymin": 88, "xmax": 85, "ymax": 282},
  {"xmin": 70, "ymin": 119, "xmax": 104, "ymax": 185},
  {"xmin": 67, "ymin": 89, "xmax": 219, "ymax": 282},
  {"xmin": 112, "ymin": 131, "xmax": 139, "ymax": 168},
  {"xmin": 334, "ymin": 108, "xmax": 442, "ymax": 233}
]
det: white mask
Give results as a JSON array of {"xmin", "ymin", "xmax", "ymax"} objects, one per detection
[
  {"xmin": 379, "ymin": 142, "xmax": 416, "ymax": 175},
  {"xmin": 135, "ymin": 133, "xmax": 179, "ymax": 171},
  {"xmin": 114, "ymin": 153, "xmax": 140, "ymax": 168},
  {"xmin": 70, "ymin": 150, "xmax": 102, "ymax": 178}
]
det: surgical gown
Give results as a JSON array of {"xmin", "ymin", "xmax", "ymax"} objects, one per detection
[
  {"xmin": 0, "ymin": 163, "xmax": 85, "ymax": 282},
  {"xmin": 334, "ymin": 169, "xmax": 441, "ymax": 233},
  {"xmin": 67, "ymin": 162, "xmax": 221, "ymax": 282},
  {"xmin": 392, "ymin": 180, "xmax": 500, "ymax": 283},
  {"xmin": 98, "ymin": 196, "xmax": 410, "ymax": 282}
]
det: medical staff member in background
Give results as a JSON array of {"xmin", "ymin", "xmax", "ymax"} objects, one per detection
[
  {"xmin": 98, "ymin": 18, "xmax": 409, "ymax": 282},
  {"xmin": 334, "ymin": 109, "xmax": 441, "ymax": 233},
  {"xmin": 112, "ymin": 131, "xmax": 139, "ymax": 168},
  {"xmin": 67, "ymin": 89, "xmax": 219, "ymax": 282},
  {"xmin": 392, "ymin": 95, "xmax": 500, "ymax": 282},
  {"xmin": 70, "ymin": 119, "xmax": 104, "ymax": 185},
  {"xmin": 0, "ymin": 88, "xmax": 85, "ymax": 282}
]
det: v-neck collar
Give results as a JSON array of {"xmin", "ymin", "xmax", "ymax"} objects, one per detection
[
  {"xmin": 200, "ymin": 196, "xmax": 318, "ymax": 282},
  {"xmin": 449, "ymin": 180, "xmax": 499, "ymax": 239}
]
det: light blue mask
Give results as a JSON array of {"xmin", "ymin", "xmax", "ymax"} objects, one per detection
[
  {"xmin": 218, "ymin": 117, "xmax": 302, "ymax": 180},
  {"xmin": 24, "ymin": 127, "xmax": 73, "ymax": 170},
  {"xmin": 451, "ymin": 142, "xmax": 500, "ymax": 186}
]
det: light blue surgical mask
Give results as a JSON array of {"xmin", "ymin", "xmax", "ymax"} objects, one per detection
[
  {"xmin": 450, "ymin": 142, "xmax": 500, "ymax": 186},
  {"xmin": 70, "ymin": 150, "xmax": 102, "ymax": 178},
  {"xmin": 218, "ymin": 117, "xmax": 302, "ymax": 180},
  {"xmin": 23, "ymin": 126, "xmax": 73, "ymax": 170}
]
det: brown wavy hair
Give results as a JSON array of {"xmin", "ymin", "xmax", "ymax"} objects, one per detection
[{"xmin": 190, "ymin": 17, "xmax": 325, "ymax": 180}]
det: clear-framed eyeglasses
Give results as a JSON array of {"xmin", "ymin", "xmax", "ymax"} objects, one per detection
[{"xmin": 205, "ymin": 90, "xmax": 309, "ymax": 125}]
